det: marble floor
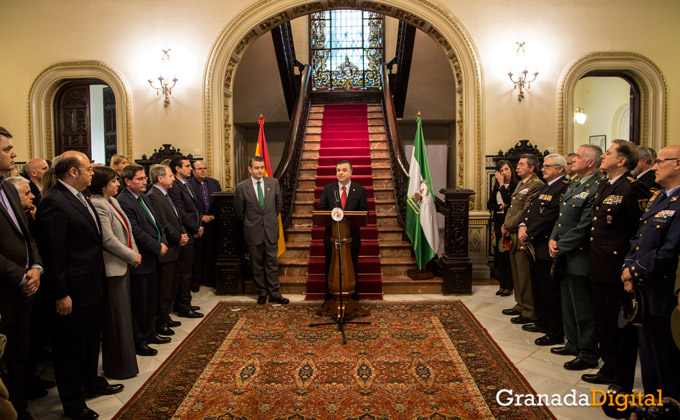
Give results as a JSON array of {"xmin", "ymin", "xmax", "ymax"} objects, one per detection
[{"xmin": 27, "ymin": 285, "xmax": 638, "ymax": 420}]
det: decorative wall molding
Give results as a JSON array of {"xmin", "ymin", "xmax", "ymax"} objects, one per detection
[
  {"xmin": 28, "ymin": 61, "xmax": 132, "ymax": 160},
  {"xmin": 557, "ymin": 52, "xmax": 667, "ymax": 154},
  {"xmin": 204, "ymin": 0, "xmax": 484, "ymax": 199}
]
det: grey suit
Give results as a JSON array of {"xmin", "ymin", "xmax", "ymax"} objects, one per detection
[
  {"xmin": 89, "ymin": 194, "xmax": 139, "ymax": 379},
  {"xmin": 235, "ymin": 176, "xmax": 282, "ymax": 298}
]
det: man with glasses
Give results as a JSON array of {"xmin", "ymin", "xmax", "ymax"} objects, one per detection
[
  {"xmin": 583, "ymin": 140, "xmax": 650, "ymax": 390},
  {"xmin": 622, "ymin": 145, "xmax": 680, "ymax": 400},
  {"xmin": 117, "ymin": 164, "xmax": 170, "ymax": 357},
  {"xmin": 37, "ymin": 150, "xmax": 123, "ymax": 420}
]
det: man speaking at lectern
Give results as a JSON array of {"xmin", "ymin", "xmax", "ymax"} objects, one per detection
[{"xmin": 317, "ymin": 160, "xmax": 369, "ymax": 301}]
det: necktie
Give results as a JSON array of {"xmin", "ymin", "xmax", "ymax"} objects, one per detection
[
  {"xmin": 166, "ymin": 194, "xmax": 179, "ymax": 218},
  {"xmin": 77, "ymin": 192, "xmax": 99, "ymax": 231},
  {"xmin": 138, "ymin": 196, "xmax": 161, "ymax": 241},
  {"xmin": 184, "ymin": 182, "xmax": 195, "ymax": 200},
  {"xmin": 341, "ymin": 185, "xmax": 347, "ymax": 210},
  {"xmin": 257, "ymin": 181, "xmax": 264, "ymax": 209}
]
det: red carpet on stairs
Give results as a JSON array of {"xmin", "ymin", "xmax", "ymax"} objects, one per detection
[{"xmin": 305, "ymin": 104, "xmax": 383, "ymax": 300}]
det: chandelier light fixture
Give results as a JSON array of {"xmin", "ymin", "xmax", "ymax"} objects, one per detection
[
  {"xmin": 148, "ymin": 49, "xmax": 178, "ymax": 107},
  {"xmin": 508, "ymin": 42, "xmax": 539, "ymax": 102}
]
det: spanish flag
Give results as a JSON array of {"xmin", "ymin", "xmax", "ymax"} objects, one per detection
[{"xmin": 256, "ymin": 114, "xmax": 287, "ymax": 258}]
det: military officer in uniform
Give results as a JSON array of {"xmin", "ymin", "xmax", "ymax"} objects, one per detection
[
  {"xmin": 500, "ymin": 154, "xmax": 544, "ymax": 323},
  {"xmin": 634, "ymin": 145, "xmax": 661, "ymax": 194},
  {"xmin": 583, "ymin": 140, "xmax": 651, "ymax": 390},
  {"xmin": 517, "ymin": 154, "xmax": 570, "ymax": 346},
  {"xmin": 622, "ymin": 144, "xmax": 680, "ymax": 400},
  {"xmin": 548, "ymin": 144, "xmax": 602, "ymax": 371}
]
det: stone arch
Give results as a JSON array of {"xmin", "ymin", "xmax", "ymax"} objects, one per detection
[
  {"xmin": 28, "ymin": 61, "xmax": 132, "ymax": 160},
  {"xmin": 557, "ymin": 52, "xmax": 667, "ymax": 154},
  {"xmin": 204, "ymin": 0, "xmax": 484, "ymax": 207}
]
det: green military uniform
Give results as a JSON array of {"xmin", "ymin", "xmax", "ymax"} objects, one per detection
[
  {"xmin": 549, "ymin": 171, "xmax": 602, "ymax": 364},
  {"xmin": 504, "ymin": 173, "xmax": 544, "ymax": 319}
]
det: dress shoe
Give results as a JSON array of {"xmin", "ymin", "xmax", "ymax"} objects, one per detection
[
  {"xmin": 149, "ymin": 334, "xmax": 171, "ymax": 344},
  {"xmin": 521, "ymin": 323, "xmax": 546, "ymax": 333},
  {"xmin": 550, "ymin": 346, "xmax": 578, "ymax": 356},
  {"xmin": 269, "ymin": 297, "xmax": 290, "ymax": 304},
  {"xmin": 510, "ymin": 315, "xmax": 534, "ymax": 324},
  {"xmin": 191, "ymin": 305, "xmax": 200, "ymax": 311},
  {"xmin": 495, "ymin": 288, "xmax": 503, "ymax": 295},
  {"xmin": 167, "ymin": 319, "xmax": 182, "ymax": 327},
  {"xmin": 191, "ymin": 285, "xmax": 200, "ymax": 292},
  {"xmin": 535, "ymin": 335, "xmax": 564, "ymax": 346},
  {"xmin": 564, "ymin": 357, "xmax": 598, "ymax": 371},
  {"xmin": 257, "ymin": 296, "xmax": 267, "ymax": 304},
  {"xmin": 65, "ymin": 407, "xmax": 99, "ymax": 420},
  {"xmin": 157, "ymin": 326, "xmax": 175, "ymax": 336},
  {"xmin": 17, "ymin": 410, "xmax": 36, "ymax": 420},
  {"xmin": 582, "ymin": 372, "xmax": 616, "ymax": 385},
  {"xmin": 136, "ymin": 345, "xmax": 158, "ymax": 356},
  {"xmin": 30, "ymin": 376, "xmax": 56, "ymax": 389},
  {"xmin": 86, "ymin": 383, "xmax": 124, "ymax": 398},
  {"xmin": 502, "ymin": 308, "xmax": 521, "ymax": 316},
  {"xmin": 25, "ymin": 385, "xmax": 48, "ymax": 399},
  {"xmin": 177, "ymin": 310, "xmax": 204, "ymax": 318},
  {"xmin": 499, "ymin": 289, "xmax": 513, "ymax": 297}
]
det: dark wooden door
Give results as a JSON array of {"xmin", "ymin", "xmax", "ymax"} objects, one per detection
[
  {"xmin": 55, "ymin": 82, "xmax": 91, "ymax": 158},
  {"xmin": 103, "ymin": 87, "xmax": 117, "ymax": 165}
]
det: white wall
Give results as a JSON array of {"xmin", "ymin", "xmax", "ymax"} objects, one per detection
[{"xmin": 573, "ymin": 77, "xmax": 630, "ymax": 151}]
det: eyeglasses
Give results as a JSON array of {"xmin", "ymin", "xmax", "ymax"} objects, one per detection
[
  {"xmin": 656, "ymin": 158, "xmax": 679, "ymax": 164},
  {"xmin": 78, "ymin": 166, "xmax": 94, "ymax": 173},
  {"xmin": 133, "ymin": 176, "xmax": 148, "ymax": 181},
  {"xmin": 543, "ymin": 164, "xmax": 561, "ymax": 168}
]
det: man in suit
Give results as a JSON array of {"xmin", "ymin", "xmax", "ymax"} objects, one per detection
[
  {"xmin": 517, "ymin": 154, "xmax": 570, "ymax": 346},
  {"xmin": 622, "ymin": 144, "xmax": 680, "ymax": 400},
  {"xmin": 548, "ymin": 144, "xmax": 602, "ymax": 371},
  {"xmin": 188, "ymin": 160, "xmax": 221, "ymax": 289},
  {"xmin": 500, "ymin": 154, "xmax": 544, "ymax": 323},
  {"xmin": 584, "ymin": 140, "xmax": 651, "ymax": 389},
  {"xmin": 36, "ymin": 150, "xmax": 122, "ymax": 420},
  {"xmin": 235, "ymin": 156, "xmax": 289, "ymax": 304},
  {"xmin": 147, "ymin": 165, "xmax": 189, "ymax": 336},
  {"xmin": 317, "ymin": 160, "xmax": 369, "ymax": 301},
  {"xmin": 168, "ymin": 156, "xmax": 203, "ymax": 317},
  {"xmin": 0, "ymin": 127, "xmax": 43, "ymax": 420},
  {"xmin": 21, "ymin": 158, "xmax": 48, "ymax": 207},
  {"xmin": 634, "ymin": 145, "xmax": 662, "ymax": 194},
  {"xmin": 117, "ymin": 164, "xmax": 171, "ymax": 357}
]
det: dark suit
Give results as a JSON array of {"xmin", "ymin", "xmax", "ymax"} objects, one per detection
[
  {"xmin": 168, "ymin": 178, "xmax": 200, "ymax": 305},
  {"xmin": 589, "ymin": 172, "xmax": 651, "ymax": 390},
  {"xmin": 317, "ymin": 182, "xmax": 369, "ymax": 298},
  {"xmin": 549, "ymin": 172, "xmax": 602, "ymax": 364},
  {"xmin": 234, "ymin": 176, "xmax": 283, "ymax": 298},
  {"xmin": 147, "ymin": 186, "xmax": 185, "ymax": 327},
  {"xmin": 487, "ymin": 180, "xmax": 517, "ymax": 291},
  {"xmin": 623, "ymin": 188, "xmax": 680, "ymax": 399},
  {"xmin": 26, "ymin": 179, "xmax": 41, "ymax": 207},
  {"xmin": 188, "ymin": 176, "xmax": 221, "ymax": 287},
  {"xmin": 520, "ymin": 176, "xmax": 570, "ymax": 339},
  {"xmin": 636, "ymin": 169, "xmax": 662, "ymax": 194},
  {"xmin": 0, "ymin": 179, "xmax": 42, "ymax": 416},
  {"xmin": 117, "ymin": 188, "xmax": 167, "ymax": 348},
  {"xmin": 35, "ymin": 181, "xmax": 105, "ymax": 416}
]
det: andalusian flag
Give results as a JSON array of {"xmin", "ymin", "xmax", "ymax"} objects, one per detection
[
  {"xmin": 405, "ymin": 113, "xmax": 439, "ymax": 269},
  {"xmin": 256, "ymin": 115, "xmax": 287, "ymax": 258}
]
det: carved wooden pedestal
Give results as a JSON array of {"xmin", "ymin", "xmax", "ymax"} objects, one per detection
[
  {"xmin": 214, "ymin": 192, "xmax": 245, "ymax": 295},
  {"xmin": 440, "ymin": 189, "xmax": 475, "ymax": 294}
]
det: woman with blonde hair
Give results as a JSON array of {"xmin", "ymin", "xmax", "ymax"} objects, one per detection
[{"xmin": 109, "ymin": 154, "xmax": 129, "ymax": 175}]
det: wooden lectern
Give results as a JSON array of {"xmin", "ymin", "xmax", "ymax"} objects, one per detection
[{"xmin": 312, "ymin": 210, "xmax": 370, "ymax": 320}]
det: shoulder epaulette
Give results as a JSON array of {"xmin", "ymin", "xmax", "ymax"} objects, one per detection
[{"xmin": 627, "ymin": 176, "xmax": 637, "ymax": 183}]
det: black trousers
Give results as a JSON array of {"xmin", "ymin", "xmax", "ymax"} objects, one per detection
[
  {"xmin": 192, "ymin": 223, "xmax": 218, "ymax": 287},
  {"xmin": 324, "ymin": 244, "xmax": 360, "ymax": 299},
  {"xmin": 130, "ymin": 268, "xmax": 157, "ymax": 348},
  {"xmin": 531, "ymin": 259, "xmax": 564, "ymax": 339},
  {"xmin": 157, "ymin": 260, "xmax": 179, "ymax": 327},
  {"xmin": 590, "ymin": 281, "xmax": 639, "ymax": 390},
  {"xmin": 638, "ymin": 312, "xmax": 680, "ymax": 400},
  {"xmin": 51, "ymin": 303, "xmax": 102, "ymax": 416},
  {"xmin": 0, "ymin": 292, "xmax": 34, "ymax": 415},
  {"xmin": 174, "ymin": 243, "xmax": 194, "ymax": 313}
]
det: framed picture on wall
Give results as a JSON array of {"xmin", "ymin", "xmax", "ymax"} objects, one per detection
[{"xmin": 589, "ymin": 135, "xmax": 607, "ymax": 151}]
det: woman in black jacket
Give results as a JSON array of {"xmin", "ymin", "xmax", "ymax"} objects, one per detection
[{"xmin": 487, "ymin": 160, "xmax": 517, "ymax": 296}]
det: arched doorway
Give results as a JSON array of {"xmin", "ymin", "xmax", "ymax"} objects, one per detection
[{"xmin": 203, "ymin": 0, "xmax": 484, "ymax": 208}]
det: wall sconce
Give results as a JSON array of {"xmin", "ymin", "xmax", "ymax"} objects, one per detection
[
  {"xmin": 148, "ymin": 49, "xmax": 178, "ymax": 107},
  {"xmin": 508, "ymin": 42, "xmax": 539, "ymax": 102},
  {"xmin": 574, "ymin": 107, "xmax": 588, "ymax": 125}
]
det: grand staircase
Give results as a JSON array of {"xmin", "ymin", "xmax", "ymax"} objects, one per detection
[{"xmin": 276, "ymin": 103, "xmax": 444, "ymax": 297}]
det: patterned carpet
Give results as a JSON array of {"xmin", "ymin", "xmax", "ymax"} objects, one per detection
[{"xmin": 114, "ymin": 302, "xmax": 555, "ymax": 419}]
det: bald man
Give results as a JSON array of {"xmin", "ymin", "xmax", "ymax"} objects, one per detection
[
  {"xmin": 622, "ymin": 144, "xmax": 680, "ymax": 400},
  {"xmin": 22, "ymin": 158, "xmax": 48, "ymax": 206}
]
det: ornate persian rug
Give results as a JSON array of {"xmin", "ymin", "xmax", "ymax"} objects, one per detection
[{"xmin": 115, "ymin": 302, "xmax": 555, "ymax": 419}]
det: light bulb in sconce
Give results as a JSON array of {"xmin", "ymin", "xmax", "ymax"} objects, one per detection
[
  {"xmin": 574, "ymin": 107, "xmax": 588, "ymax": 125},
  {"xmin": 148, "ymin": 49, "xmax": 178, "ymax": 107},
  {"xmin": 508, "ymin": 42, "xmax": 539, "ymax": 102}
]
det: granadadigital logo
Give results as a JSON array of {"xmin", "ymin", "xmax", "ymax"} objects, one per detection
[{"xmin": 496, "ymin": 389, "xmax": 664, "ymax": 413}]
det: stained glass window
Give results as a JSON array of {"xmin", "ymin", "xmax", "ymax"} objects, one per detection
[{"xmin": 310, "ymin": 10, "xmax": 384, "ymax": 91}]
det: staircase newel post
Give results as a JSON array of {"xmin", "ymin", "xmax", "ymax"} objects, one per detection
[
  {"xmin": 214, "ymin": 192, "xmax": 246, "ymax": 294},
  {"xmin": 439, "ymin": 189, "xmax": 474, "ymax": 294}
]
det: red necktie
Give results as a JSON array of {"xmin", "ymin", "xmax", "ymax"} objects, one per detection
[{"xmin": 341, "ymin": 186, "xmax": 347, "ymax": 210}]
